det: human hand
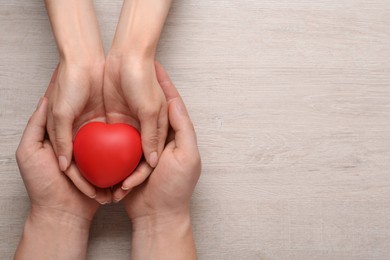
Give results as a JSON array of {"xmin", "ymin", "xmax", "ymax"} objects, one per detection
[
  {"xmin": 44, "ymin": 0, "xmax": 111, "ymax": 202},
  {"xmin": 46, "ymin": 63, "xmax": 112, "ymax": 203},
  {"xmin": 14, "ymin": 91, "xmax": 100, "ymax": 258},
  {"xmin": 103, "ymin": 0, "xmax": 171, "ymax": 173},
  {"xmin": 103, "ymin": 54, "xmax": 168, "ymax": 179},
  {"xmin": 114, "ymin": 62, "xmax": 200, "ymax": 259},
  {"xmin": 44, "ymin": 0, "xmax": 106, "ymax": 172}
]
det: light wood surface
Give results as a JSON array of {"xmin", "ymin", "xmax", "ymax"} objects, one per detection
[{"xmin": 1, "ymin": 0, "xmax": 390, "ymax": 259}]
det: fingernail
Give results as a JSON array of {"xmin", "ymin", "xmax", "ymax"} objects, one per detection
[
  {"xmin": 58, "ymin": 156, "xmax": 68, "ymax": 171},
  {"xmin": 36, "ymin": 97, "xmax": 44, "ymax": 110},
  {"xmin": 98, "ymin": 200, "xmax": 107, "ymax": 205},
  {"xmin": 89, "ymin": 193, "xmax": 97, "ymax": 199},
  {"xmin": 113, "ymin": 198, "xmax": 120, "ymax": 203},
  {"xmin": 121, "ymin": 185, "xmax": 130, "ymax": 191},
  {"xmin": 149, "ymin": 152, "xmax": 158, "ymax": 168}
]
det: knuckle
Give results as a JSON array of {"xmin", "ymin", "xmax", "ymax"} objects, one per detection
[
  {"xmin": 143, "ymin": 133, "xmax": 159, "ymax": 146},
  {"xmin": 55, "ymin": 136, "xmax": 68, "ymax": 149},
  {"xmin": 52, "ymin": 108, "xmax": 66, "ymax": 120},
  {"xmin": 52, "ymin": 103, "xmax": 72, "ymax": 121},
  {"xmin": 53, "ymin": 131, "xmax": 72, "ymax": 150},
  {"xmin": 139, "ymin": 105, "xmax": 160, "ymax": 118}
]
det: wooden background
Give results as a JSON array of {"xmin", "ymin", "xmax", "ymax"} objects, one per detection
[{"xmin": 1, "ymin": 0, "xmax": 390, "ymax": 259}]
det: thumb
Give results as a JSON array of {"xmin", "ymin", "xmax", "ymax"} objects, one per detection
[
  {"xmin": 44, "ymin": 64, "xmax": 59, "ymax": 98},
  {"xmin": 52, "ymin": 108, "xmax": 74, "ymax": 172},
  {"xmin": 168, "ymin": 98, "xmax": 197, "ymax": 150},
  {"xmin": 155, "ymin": 61, "xmax": 197, "ymax": 149},
  {"xmin": 19, "ymin": 97, "xmax": 49, "ymax": 148},
  {"xmin": 139, "ymin": 115, "xmax": 159, "ymax": 168}
]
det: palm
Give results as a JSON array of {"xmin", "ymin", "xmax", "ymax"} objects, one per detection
[
  {"xmin": 124, "ymin": 140, "xmax": 197, "ymax": 219},
  {"xmin": 18, "ymin": 141, "xmax": 99, "ymax": 220}
]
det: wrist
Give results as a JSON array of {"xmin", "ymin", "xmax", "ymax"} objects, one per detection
[
  {"xmin": 131, "ymin": 209, "xmax": 190, "ymax": 233},
  {"xmin": 29, "ymin": 205, "xmax": 93, "ymax": 231},
  {"xmin": 109, "ymin": 0, "xmax": 172, "ymax": 60},
  {"xmin": 60, "ymin": 49, "xmax": 105, "ymax": 69},
  {"xmin": 15, "ymin": 206, "xmax": 92, "ymax": 259},
  {"xmin": 45, "ymin": 0, "xmax": 104, "ymax": 65},
  {"xmin": 106, "ymin": 51, "xmax": 154, "ymax": 77},
  {"xmin": 130, "ymin": 209, "xmax": 197, "ymax": 259},
  {"xmin": 108, "ymin": 44, "xmax": 155, "ymax": 63}
]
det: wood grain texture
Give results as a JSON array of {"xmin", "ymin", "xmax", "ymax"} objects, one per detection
[{"xmin": 1, "ymin": 0, "xmax": 390, "ymax": 259}]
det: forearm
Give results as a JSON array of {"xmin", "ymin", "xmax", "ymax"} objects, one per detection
[
  {"xmin": 131, "ymin": 211, "xmax": 197, "ymax": 260},
  {"xmin": 15, "ymin": 207, "xmax": 91, "ymax": 260},
  {"xmin": 110, "ymin": 0, "xmax": 172, "ymax": 59},
  {"xmin": 44, "ymin": 0, "xmax": 104, "ymax": 63}
]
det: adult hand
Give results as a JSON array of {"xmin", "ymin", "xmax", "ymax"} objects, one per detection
[
  {"xmin": 46, "ymin": 64, "xmax": 112, "ymax": 203},
  {"xmin": 114, "ymin": 62, "xmax": 201, "ymax": 259},
  {"xmin": 44, "ymin": 0, "xmax": 105, "ymax": 171},
  {"xmin": 103, "ymin": 0, "xmax": 172, "ymax": 172},
  {"xmin": 14, "ymin": 92, "xmax": 100, "ymax": 259},
  {"xmin": 104, "ymin": 55, "xmax": 168, "ymax": 193},
  {"xmin": 47, "ymin": 60, "xmax": 105, "ymax": 171},
  {"xmin": 44, "ymin": 0, "xmax": 111, "ymax": 202},
  {"xmin": 103, "ymin": 54, "xmax": 168, "ymax": 186}
]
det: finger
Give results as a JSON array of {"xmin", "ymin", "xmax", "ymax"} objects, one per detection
[
  {"xmin": 65, "ymin": 164, "xmax": 97, "ymax": 200},
  {"xmin": 112, "ymin": 188, "xmax": 130, "ymax": 203},
  {"xmin": 95, "ymin": 187, "xmax": 112, "ymax": 205},
  {"xmin": 168, "ymin": 99, "xmax": 197, "ymax": 149},
  {"xmin": 166, "ymin": 125, "xmax": 175, "ymax": 145},
  {"xmin": 122, "ymin": 161, "xmax": 153, "ymax": 191},
  {"xmin": 66, "ymin": 164, "xmax": 113, "ymax": 205},
  {"xmin": 52, "ymin": 104, "xmax": 74, "ymax": 171},
  {"xmin": 113, "ymin": 161, "xmax": 153, "ymax": 202},
  {"xmin": 45, "ymin": 67, "xmax": 60, "ymax": 154},
  {"xmin": 155, "ymin": 61, "xmax": 197, "ymax": 149},
  {"xmin": 19, "ymin": 97, "xmax": 48, "ymax": 148},
  {"xmin": 139, "ymin": 114, "xmax": 160, "ymax": 168},
  {"xmin": 44, "ymin": 64, "xmax": 59, "ymax": 98},
  {"xmin": 156, "ymin": 105, "xmax": 169, "ymax": 155},
  {"xmin": 155, "ymin": 61, "xmax": 179, "ymax": 102},
  {"xmin": 46, "ymin": 107, "xmax": 56, "ymax": 153}
]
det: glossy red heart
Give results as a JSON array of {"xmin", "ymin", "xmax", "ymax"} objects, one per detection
[{"xmin": 73, "ymin": 122, "xmax": 142, "ymax": 188}]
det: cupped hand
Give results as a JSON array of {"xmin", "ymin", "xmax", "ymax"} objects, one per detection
[
  {"xmin": 114, "ymin": 62, "xmax": 201, "ymax": 219},
  {"xmin": 16, "ymin": 95, "xmax": 100, "ymax": 223},
  {"xmin": 47, "ymin": 60, "xmax": 105, "ymax": 170},
  {"xmin": 103, "ymin": 54, "xmax": 168, "ymax": 174},
  {"xmin": 46, "ymin": 66, "xmax": 112, "ymax": 204}
]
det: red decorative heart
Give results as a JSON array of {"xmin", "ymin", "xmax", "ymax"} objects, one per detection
[{"xmin": 73, "ymin": 122, "xmax": 142, "ymax": 188}]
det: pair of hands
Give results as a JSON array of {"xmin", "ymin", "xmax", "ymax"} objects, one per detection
[
  {"xmin": 47, "ymin": 54, "xmax": 167, "ymax": 203},
  {"xmin": 45, "ymin": 0, "xmax": 172, "ymax": 203},
  {"xmin": 15, "ymin": 63, "xmax": 200, "ymax": 259}
]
